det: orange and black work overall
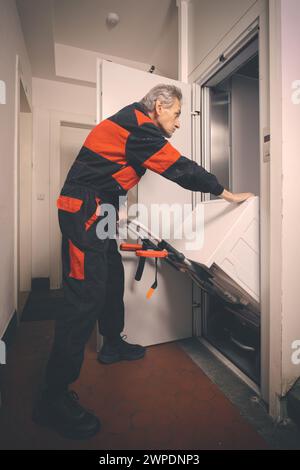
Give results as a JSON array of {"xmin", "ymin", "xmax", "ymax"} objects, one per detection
[{"xmin": 45, "ymin": 184, "xmax": 124, "ymax": 393}]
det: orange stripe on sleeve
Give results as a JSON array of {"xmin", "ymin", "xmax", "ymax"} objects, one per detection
[{"xmin": 142, "ymin": 142, "xmax": 181, "ymax": 174}]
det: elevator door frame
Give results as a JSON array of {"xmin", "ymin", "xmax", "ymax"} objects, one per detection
[
  {"xmin": 191, "ymin": 17, "xmax": 270, "ymax": 404},
  {"xmin": 205, "ymin": 42, "xmax": 259, "ymax": 389}
]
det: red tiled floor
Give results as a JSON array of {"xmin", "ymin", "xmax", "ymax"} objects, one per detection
[{"xmin": 0, "ymin": 321, "xmax": 268, "ymax": 449}]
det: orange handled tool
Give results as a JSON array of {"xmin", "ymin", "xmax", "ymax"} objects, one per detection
[
  {"xmin": 136, "ymin": 249, "xmax": 168, "ymax": 258},
  {"xmin": 120, "ymin": 243, "xmax": 143, "ymax": 252},
  {"xmin": 120, "ymin": 240, "xmax": 169, "ymax": 299}
]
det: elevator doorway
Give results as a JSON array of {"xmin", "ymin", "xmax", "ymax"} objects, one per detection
[{"xmin": 200, "ymin": 37, "xmax": 261, "ymax": 386}]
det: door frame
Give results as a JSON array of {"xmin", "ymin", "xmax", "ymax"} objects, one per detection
[
  {"xmin": 189, "ymin": 3, "xmax": 270, "ymax": 405},
  {"xmin": 199, "ymin": 36, "xmax": 260, "ymax": 394},
  {"xmin": 49, "ymin": 111, "xmax": 95, "ymax": 289},
  {"xmin": 14, "ymin": 54, "xmax": 32, "ymax": 318}
]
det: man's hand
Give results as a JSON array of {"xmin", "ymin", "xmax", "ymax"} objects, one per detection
[{"xmin": 219, "ymin": 189, "xmax": 255, "ymax": 203}]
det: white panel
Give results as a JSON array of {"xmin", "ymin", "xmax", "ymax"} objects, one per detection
[
  {"xmin": 99, "ymin": 60, "xmax": 193, "ymax": 346},
  {"xmin": 172, "ymin": 196, "xmax": 260, "ymax": 301}
]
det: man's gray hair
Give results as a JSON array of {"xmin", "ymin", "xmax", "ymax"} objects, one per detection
[{"xmin": 140, "ymin": 84, "xmax": 182, "ymax": 112}]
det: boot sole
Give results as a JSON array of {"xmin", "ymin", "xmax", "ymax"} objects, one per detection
[
  {"xmin": 98, "ymin": 350, "xmax": 146, "ymax": 365},
  {"xmin": 32, "ymin": 406, "xmax": 101, "ymax": 440}
]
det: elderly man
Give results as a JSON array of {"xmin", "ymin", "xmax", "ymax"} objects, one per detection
[{"xmin": 33, "ymin": 84, "xmax": 253, "ymax": 439}]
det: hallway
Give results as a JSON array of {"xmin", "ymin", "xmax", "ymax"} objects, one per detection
[{"xmin": 1, "ymin": 0, "xmax": 300, "ymax": 452}]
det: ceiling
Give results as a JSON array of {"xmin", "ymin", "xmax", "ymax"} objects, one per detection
[{"xmin": 16, "ymin": 0, "xmax": 178, "ymax": 83}]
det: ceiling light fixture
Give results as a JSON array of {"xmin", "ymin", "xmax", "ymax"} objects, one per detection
[{"xmin": 106, "ymin": 12, "xmax": 120, "ymax": 28}]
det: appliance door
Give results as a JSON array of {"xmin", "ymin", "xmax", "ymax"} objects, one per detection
[{"xmin": 97, "ymin": 59, "xmax": 193, "ymax": 346}]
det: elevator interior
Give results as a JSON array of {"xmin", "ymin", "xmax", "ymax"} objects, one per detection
[{"xmin": 200, "ymin": 37, "xmax": 260, "ymax": 385}]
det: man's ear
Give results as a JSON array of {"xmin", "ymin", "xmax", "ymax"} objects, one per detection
[{"xmin": 155, "ymin": 100, "xmax": 163, "ymax": 116}]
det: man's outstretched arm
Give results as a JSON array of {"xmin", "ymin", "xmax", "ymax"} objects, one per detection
[{"xmin": 126, "ymin": 123, "xmax": 254, "ymax": 201}]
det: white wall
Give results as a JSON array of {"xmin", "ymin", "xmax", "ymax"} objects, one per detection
[
  {"xmin": 269, "ymin": 0, "xmax": 300, "ymax": 415},
  {"xmin": 0, "ymin": 0, "xmax": 32, "ymax": 337},
  {"xmin": 54, "ymin": 43, "xmax": 159, "ymax": 83},
  {"xmin": 31, "ymin": 78, "xmax": 96, "ymax": 278},
  {"xmin": 280, "ymin": 0, "xmax": 300, "ymax": 395}
]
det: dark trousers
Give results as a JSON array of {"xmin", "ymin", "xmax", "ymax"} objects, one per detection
[{"xmin": 45, "ymin": 185, "xmax": 124, "ymax": 392}]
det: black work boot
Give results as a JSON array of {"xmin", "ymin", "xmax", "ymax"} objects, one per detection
[
  {"xmin": 32, "ymin": 389, "xmax": 100, "ymax": 439},
  {"xmin": 98, "ymin": 334, "xmax": 146, "ymax": 364}
]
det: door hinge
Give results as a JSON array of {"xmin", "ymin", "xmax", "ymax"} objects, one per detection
[{"xmin": 191, "ymin": 110, "xmax": 201, "ymax": 116}]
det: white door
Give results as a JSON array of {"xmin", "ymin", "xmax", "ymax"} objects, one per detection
[
  {"xmin": 97, "ymin": 60, "xmax": 193, "ymax": 346},
  {"xmin": 60, "ymin": 125, "xmax": 91, "ymax": 186}
]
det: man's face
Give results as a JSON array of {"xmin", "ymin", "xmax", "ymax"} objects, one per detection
[{"xmin": 154, "ymin": 98, "xmax": 181, "ymax": 138}]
